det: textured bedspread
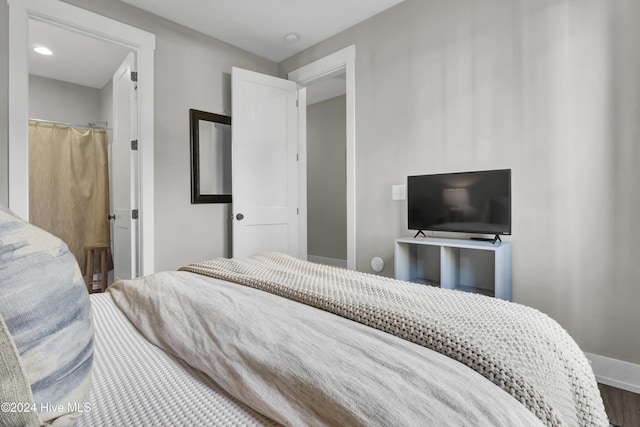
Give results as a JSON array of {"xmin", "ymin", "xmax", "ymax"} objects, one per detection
[
  {"xmin": 109, "ymin": 270, "xmax": 544, "ymax": 426},
  {"xmin": 76, "ymin": 294, "xmax": 277, "ymax": 427},
  {"xmin": 178, "ymin": 253, "xmax": 608, "ymax": 427}
]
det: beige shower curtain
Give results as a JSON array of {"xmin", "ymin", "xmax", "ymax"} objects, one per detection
[{"xmin": 29, "ymin": 121, "xmax": 111, "ymax": 274}]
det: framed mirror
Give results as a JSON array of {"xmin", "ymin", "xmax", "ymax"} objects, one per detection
[{"xmin": 190, "ymin": 109, "xmax": 232, "ymax": 203}]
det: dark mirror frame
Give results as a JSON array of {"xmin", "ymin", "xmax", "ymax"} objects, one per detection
[{"xmin": 190, "ymin": 109, "xmax": 232, "ymax": 204}]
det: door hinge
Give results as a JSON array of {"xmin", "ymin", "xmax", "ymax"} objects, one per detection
[
  {"xmin": 297, "ymin": 208, "xmax": 299, "ymax": 215},
  {"xmin": 296, "ymin": 153, "xmax": 299, "ymax": 161},
  {"xmin": 132, "ymin": 209, "xmax": 139, "ymax": 220},
  {"xmin": 296, "ymin": 99, "xmax": 299, "ymax": 107},
  {"xmin": 131, "ymin": 140, "xmax": 138, "ymax": 150},
  {"xmin": 130, "ymin": 71, "xmax": 138, "ymax": 82}
]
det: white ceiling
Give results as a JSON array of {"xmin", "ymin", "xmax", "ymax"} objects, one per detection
[
  {"xmin": 121, "ymin": 0, "xmax": 405, "ymax": 62},
  {"xmin": 28, "ymin": 0, "xmax": 405, "ymax": 91},
  {"xmin": 29, "ymin": 19, "xmax": 131, "ymax": 89},
  {"xmin": 306, "ymin": 72, "xmax": 346, "ymax": 105}
]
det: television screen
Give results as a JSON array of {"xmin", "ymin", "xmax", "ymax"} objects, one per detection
[{"xmin": 408, "ymin": 169, "xmax": 511, "ymax": 236}]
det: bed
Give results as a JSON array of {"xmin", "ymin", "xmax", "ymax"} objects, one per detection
[{"xmin": 0, "ymin": 207, "xmax": 609, "ymax": 426}]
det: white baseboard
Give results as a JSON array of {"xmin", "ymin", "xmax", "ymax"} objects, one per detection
[
  {"xmin": 308, "ymin": 255, "xmax": 348, "ymax": 269},
  {"xmin": 585, "ymin": 352, "xmax": 640, "ymax": 394}
]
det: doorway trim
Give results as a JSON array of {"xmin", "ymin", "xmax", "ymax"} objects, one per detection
[
  {"xmin": 8, "ymin": 0, "xmax": 156, "ymax": 275},
  {"xmin": 288, "ymin": 45, "xmax": 356, "ymax": 270}
]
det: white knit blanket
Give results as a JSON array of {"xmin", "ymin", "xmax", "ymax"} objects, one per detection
[{"xmin": 180, "ymin": 253, "xmax": 608, "ymax": 427}]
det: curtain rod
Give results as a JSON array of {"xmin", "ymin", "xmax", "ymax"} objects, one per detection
[{"xmin": 29, "ymin": 118, "xmax": 112, "ymax": 131}]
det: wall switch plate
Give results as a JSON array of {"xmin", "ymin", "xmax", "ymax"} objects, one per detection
[{"xmin": 392, "ymin": 184, "xmax": 406, "ymax": 201}]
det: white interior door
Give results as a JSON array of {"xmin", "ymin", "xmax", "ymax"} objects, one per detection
[
  {"xmin": 231, "ymin": 67, "xmax": 304, "ymax": 259},
  {"xmin": 112, "ymin": 52, "xmax": 138, "ymax": 280}
]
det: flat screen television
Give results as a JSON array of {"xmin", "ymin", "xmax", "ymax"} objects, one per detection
[{"xmin": 407, "ymin": 169, "xmax": 511, "ymax": 240}]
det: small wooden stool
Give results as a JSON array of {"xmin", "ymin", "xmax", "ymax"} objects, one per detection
[{"xmin": 85, "ymin": 244, "xmax": 111, "ymax": 293}]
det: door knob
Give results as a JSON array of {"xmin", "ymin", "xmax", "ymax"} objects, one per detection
[
  {"xmin": 108, "ymin": 214, "xmax": 116, "ymax": 220},
  {"xmin": 236, "ymin": 213, "xmax": 244, "ymax": 220}
]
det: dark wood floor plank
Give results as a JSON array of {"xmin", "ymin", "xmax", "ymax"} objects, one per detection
[
  {"xmin": 623, "ymin": 388, "xmax": 640, "ymax": 427},
  {"xmin": 600, "ymin": 383, "xmax": 625, "ymax": 426}
]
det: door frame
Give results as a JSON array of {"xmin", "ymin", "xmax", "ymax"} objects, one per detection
[
  {"xmin": 8, "ymin": 0, "xmax": 156, "ymax": 275},
  {"xmin": 288, "ymin": 45, "xmax": 356, "ymax": 270}
]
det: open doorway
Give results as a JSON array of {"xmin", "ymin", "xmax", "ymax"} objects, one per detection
[
  {"xmin": 305, "ymin": 75, "xmax": 347, "ymax": 268},
  {"xmin": 28, "ymin": 19, "xmax": 131, "ymax": 289},
  {"xmin": 288, "ymin": 45, "xmax": 356, "ymax": 270},
  {"xmin": 8, "ymin": 0, "xmax": 156, "ymax": 276}
]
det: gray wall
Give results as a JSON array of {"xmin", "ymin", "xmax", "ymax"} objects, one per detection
[
  {"xmin": 280, "ymin": 0, "xmax": 640, "ymax": 365},
  {"xmin": 0, "ymin": 0, "xmax": 278, "ymax": 272},
  {"xmin": 99, "ymin": 80, "xmax": 113, "ymax": 129},
  {"xmin": 307, "ymin": 95, "xmax": 347, "ymax": 261},
  {"xmin": 0, "ymin": 1, "xmax": 8, "ymax": 207},
  {"xmin": 29, "ymin": 75, "xmax": 102, "ymax": 125}
]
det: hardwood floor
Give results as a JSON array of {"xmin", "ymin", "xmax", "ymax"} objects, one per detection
[{"xmin": 599, "ymin": 383, "xmax": 640, "ymax": 427}]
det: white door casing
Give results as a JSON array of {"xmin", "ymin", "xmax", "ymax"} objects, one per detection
[
  {"xmin": 288, "ymin": 45, "xmax": 356, "ymax": 270},
  {"xmin": 7, "ymin": 0, "xmax": 156, "ymax": 275},
  {"xmin": 231, "ymin": 67, "xmax": 305, "ymax": 259},
  {"xmin": 112, "ymin": 52, "xmax": 138, "ymax": 280}
]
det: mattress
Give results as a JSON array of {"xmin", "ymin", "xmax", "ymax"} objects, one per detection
[{"xmin": 75, "ymin": 293, "xmax": 278, "ymax": 426}]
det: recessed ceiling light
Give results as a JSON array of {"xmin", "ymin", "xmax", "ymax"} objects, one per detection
[
  {"xmin": 34, "ymin": 46, "xmax": 53, "ymax": 56},
  {"xmin": 284, "ymin": 33, "xmax": 300, "ymax": 44}
]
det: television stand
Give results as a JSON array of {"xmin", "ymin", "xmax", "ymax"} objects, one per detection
[
  {"xmin": 413, "ymin": 230, "xmax": 426, "ymax": 238},
  {"xmin": 470, "ymin": 235, "xmax": 502, "ymax": 245},
  {"xmin": 394, "ymin": 237, "xmax": 512, "ymax": 301}
]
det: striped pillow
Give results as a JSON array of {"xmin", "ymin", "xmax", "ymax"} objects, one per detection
[{"xmin": 0, "ymin": 206, "xmax": 93, "ymax": 426}]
